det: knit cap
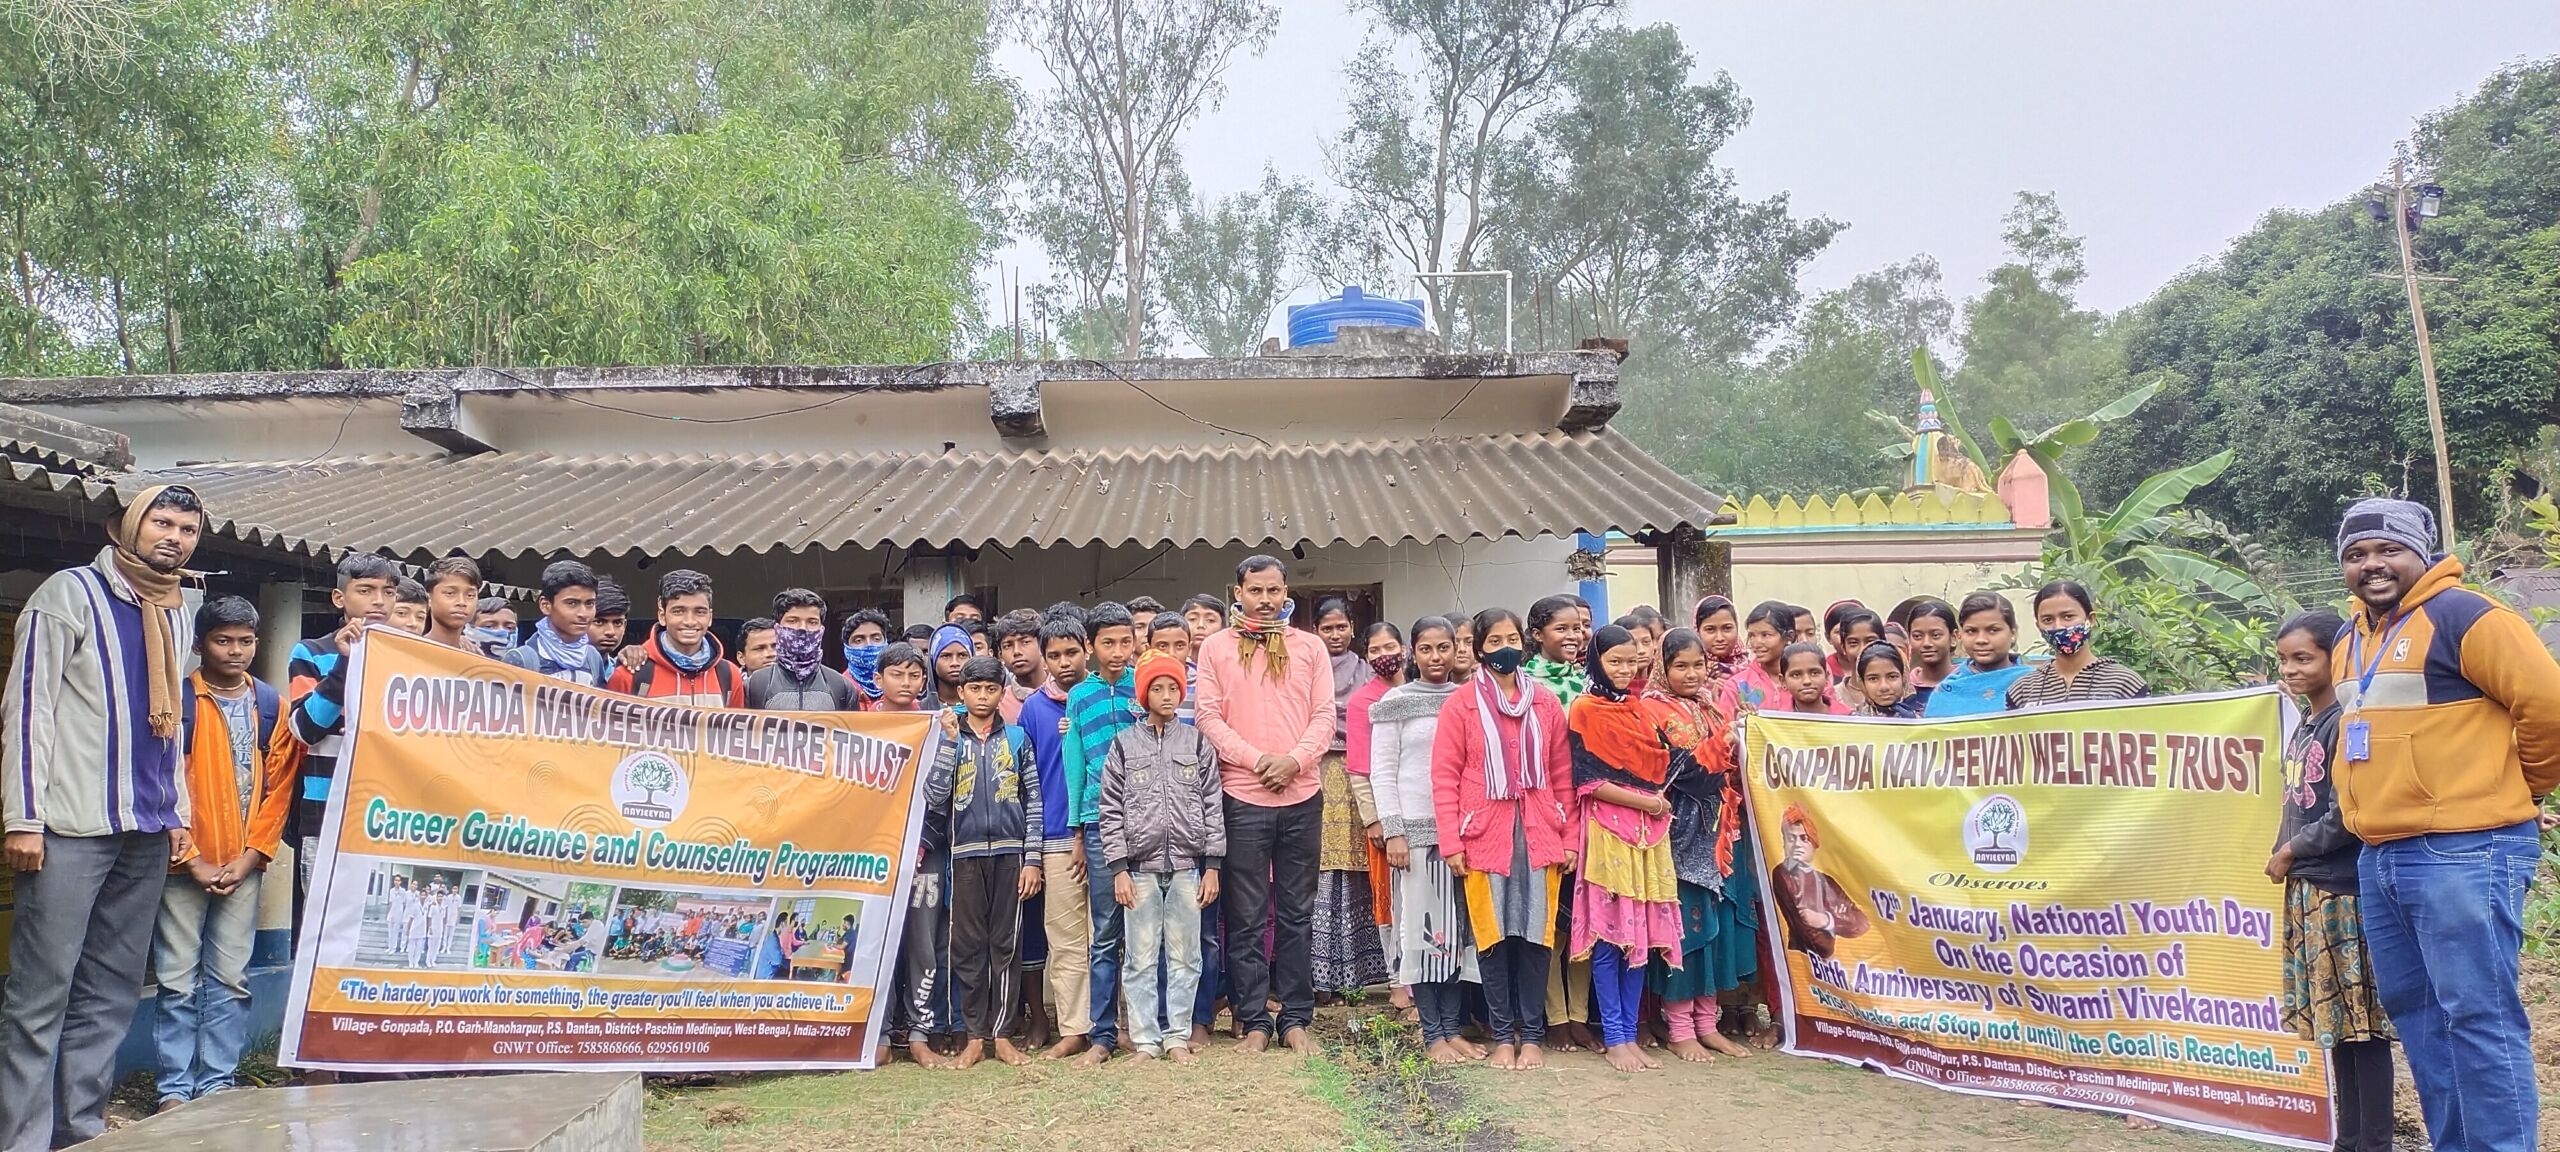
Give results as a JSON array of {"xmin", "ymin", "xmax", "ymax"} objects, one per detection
[
  {"xmin": 1134, "ymin": 653, "xmax": 1186, "ymax": 703},
  {"xmin": 2335, "ymin": 498, "xmax": 2437, "ymax": 561}
]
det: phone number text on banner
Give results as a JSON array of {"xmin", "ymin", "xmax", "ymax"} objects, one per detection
[
  {"xmin": 1743, "ymin": 689, "xmax": 2331, "ymax": 1148},
  {"xmin": 279, "ymin": 628, "xmax": 933, "ymax": 1073}
]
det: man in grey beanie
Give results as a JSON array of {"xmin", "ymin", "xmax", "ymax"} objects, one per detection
[{"xmin": 2329, "ymin": 496, "xmax": 2559, "ymax": 1152}]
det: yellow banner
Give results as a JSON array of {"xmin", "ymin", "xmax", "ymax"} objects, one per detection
[
  {"xmin": 1744, "ymin": 690, "xmax": 2330, "ymax": 1148},
  {"xmin": 280, "ymin": 628, "xmax": 931, "ymax": 1072}
]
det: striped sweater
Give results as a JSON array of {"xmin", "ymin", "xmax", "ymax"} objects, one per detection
[
  {"xmin": 1060, "ymin": 666, "xmax": 1138, "ymax": 828},
  {"xmin": 3, "ymin": 548, "xmax": 196, "ymax": 837},
  {"xmin": 287, "ymin": 631, "xmax": 353, "ymax": 807}
]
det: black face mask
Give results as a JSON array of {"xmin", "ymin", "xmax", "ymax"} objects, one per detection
[{"xmin": 1480, "ymin": 646, "xmax": 1526, "ymax": 675}]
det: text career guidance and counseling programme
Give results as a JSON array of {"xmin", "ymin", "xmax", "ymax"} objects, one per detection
[{"xmin": 280, "ymin": 628, "xmax": 934, "ymax": 1073}]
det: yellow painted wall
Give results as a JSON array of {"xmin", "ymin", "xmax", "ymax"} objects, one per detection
[{"xmin": 1607, "ymin": 557, "xmax": 2036, "ymax": 624}]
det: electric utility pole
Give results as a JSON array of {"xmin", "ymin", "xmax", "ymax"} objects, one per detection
[{"xmin": 2390, "ymin": 146, "xmax": 2456, "ymax": 552}]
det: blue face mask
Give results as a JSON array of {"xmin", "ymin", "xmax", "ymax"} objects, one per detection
[{"xmin": 465, "ymin": 625, "xmax": 515, "ymax": 650}]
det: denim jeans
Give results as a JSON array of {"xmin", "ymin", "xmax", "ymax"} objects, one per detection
[
  {"xmin": 1083, "ymin": 825, "xmax": 1125, "ymax": 1050},
  {"xmin": 1121, "ymin": 869, "xmax": 1203, "ymax": 1055},
  {"xmin": 150, "ymin": 872, "xmax": 264, "ymax": 1102},
  {"xmin": 2359, "ymin": 820, "xmax": 2541, "ymax": 1152}
]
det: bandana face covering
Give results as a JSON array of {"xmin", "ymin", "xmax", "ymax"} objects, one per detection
[
  {"xmin": 2041, "ymin": 624, "xmax": 2092, "ymax": 657},
  {"xmin": 844, "ymin": 643, "xmax": 885, "ymax": 698},
  {"xmin": 775, "ymin": 625, "xmax": 826, "ymax": 679},
  {"xmin": 1479, "ymin": 646, "xmax": 1525, "ymax": 676}
]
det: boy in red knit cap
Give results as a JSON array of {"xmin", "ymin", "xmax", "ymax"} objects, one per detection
[{"xmin": 1097, "ymin": 654, "xmax": 1224, "ymax": 1062}]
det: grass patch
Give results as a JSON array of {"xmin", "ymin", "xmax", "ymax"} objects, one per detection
[{"xmin": 1331, "ymin": 1012, "xmax": 1518, "ymax": 1152}]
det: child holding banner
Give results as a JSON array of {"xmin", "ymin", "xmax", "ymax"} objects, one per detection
[
  {"xmin": 1566, "ymin": 627, "xmax": 1685, "ymax": 1074},
  {"xmin": 2268, "ymin": 609, "xmax": 2395, "ymax": 1152}
]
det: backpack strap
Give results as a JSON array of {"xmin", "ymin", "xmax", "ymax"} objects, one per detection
[
  {"xmin": 255, "ymin": 680, "xmax": 283, "ymax": 745},
  {"xmin": 626, "ymin": 659, "xmax": 654, "ymax": 697},
  {"xmin": 716, "ymin": 660, "xmax": 736, "ymax": 703}
]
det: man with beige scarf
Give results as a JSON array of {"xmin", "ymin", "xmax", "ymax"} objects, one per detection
[{"xmin": 2, "ymin": 485, "xmax": 205, "ymax": 1152}]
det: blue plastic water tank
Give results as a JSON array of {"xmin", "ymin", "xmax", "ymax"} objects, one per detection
[{"xmin": 1286, "ymin": 285, "xmax": 1427, "ymax": 347}]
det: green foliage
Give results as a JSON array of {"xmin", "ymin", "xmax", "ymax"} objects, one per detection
[
  {"xmin": 1157, "ymin": 166, "xmax": 1321, "ymax": 356},
  {"xmin": 5, "ymin": 0, "xmax": 1015, "ymax": 374},
  {"xmin": 1951, "ymin": 192, "xmax": 2120, "ymax": 433},
  {"xmin": 2080, "ymin": 57, "xmax": 2560, "ymax": 553}
]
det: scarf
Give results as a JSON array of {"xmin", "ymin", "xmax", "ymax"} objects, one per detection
[
  {"xmin": 1522, "ymin": 652, "xmax": 1587, "ymax": 707},
  {"xmin": 530, "ymin": 618, "xmax": 602, "ymax": 686},
  {"xmin": 930, "ymin": 625, "xmax": 972, "ymax": 663},
  {"xmin": 1568, "ymin": 643, "xmax": 1672, "ymax": 790},
  {"xmin": 1650, "ymin": 687, "xmax": 1740, "ymax": 882},
  {"xmin": 844, "ymin": 642, "xmax": 885, "ymax": 699},
  {"xmin": 1041, "ymin": 679, "xmax": 1072, "ymax": 704},
  {"xmin": 1475, "ymin": 673, "xmax": 1546, "ymax": 801},
  {"xmin": 1230, "ymin": 601, "xmax": 1294, "ymax": 680},
  {"xmin": 107, "ymin": 484, "xmax": 193, "ymax": 739},
  {"xmin": 661, "ymin": 628, "xmax": 715, "ymax": 675},
  {"xmin": 775, "ymin": 626, "xmax": 825, "ymax": 680}
]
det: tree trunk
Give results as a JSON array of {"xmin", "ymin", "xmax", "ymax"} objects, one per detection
[{"xmin": 110, "ymin": 274, "xmax": 136, "ymax": 374}]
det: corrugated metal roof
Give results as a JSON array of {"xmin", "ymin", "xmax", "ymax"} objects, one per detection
[
  {"xmin": 2, "ymin": 459, "xmax": 337, "ymax": 561},
  {"xmin": 142, "ymin": 431, "xmax": 1717, "ymax": 561},
  {"xmin": 0, "ymin": 401, "xmax": 131, "ymax": 474}
]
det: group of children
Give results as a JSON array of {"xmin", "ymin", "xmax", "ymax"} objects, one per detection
[{"xmin": 157, "ymin": 545, "xmax": 2377, "ymax": 1108}]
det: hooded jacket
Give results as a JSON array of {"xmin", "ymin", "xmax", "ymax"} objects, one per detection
[
  {"xmin": 2330, "ymin": 556, "xmax": 2560, "ymax": 842},
  {"xmin": 606, "ymin": 628, "xmax": 745, "ymax": 709}
]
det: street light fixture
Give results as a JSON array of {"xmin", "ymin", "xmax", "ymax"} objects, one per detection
[{"xmin": 2417, "ymin": 183, "xmax": 2444, "ymax": 218}]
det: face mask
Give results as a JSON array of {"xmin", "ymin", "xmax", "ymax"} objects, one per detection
[
  {"xmin": 775, "ymin": 626, "xmax": 826, "ymax": 676},
  {"xmin": 1367, "ymin": 653, "xmax": 1404, "ymax": 679},
  {"xmin": 465, "ymin": 625, "xmax": 514, "ymax": 650},
  {"xmin": 1479, "ymin": 646, "xmax": 1525, "ymax": 675},
  {"xmin": 2041, "ymin": 624, "xmax": 2092, "ymax": 657}
]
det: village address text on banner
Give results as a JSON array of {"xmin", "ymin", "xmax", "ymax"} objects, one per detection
[
  {"xmin": 1743, "ymin": 688, "xmax": 2332, "ymax": 1148},
  {"xmin": 279, "ymin": 628, "xmax": 933, "ymax": 1072}
]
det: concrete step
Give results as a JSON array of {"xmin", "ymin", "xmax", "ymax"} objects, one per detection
[{"xmin": 88, "ymin": 1072, "xmax": 641, "ymax": 1151}]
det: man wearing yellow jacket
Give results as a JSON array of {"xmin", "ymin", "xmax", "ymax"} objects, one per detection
[{"xmin": 2331, "ymin": 498, "xmax": 2558, "ymax": 1152}]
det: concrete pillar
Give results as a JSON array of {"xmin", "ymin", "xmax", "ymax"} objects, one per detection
[
  {"xmin": 1572, "ymin": 532, "xmax": 1610, "ymax": 618},
  {"xmin": 1654, "ymin": 528, "xmax": 1728, "ymax": 620},
  {"xmin": 899, "ymin": 550, "xmax": 957, "ymax": 631},
  {"xmin": 256, "ymin": 580, "xmax": 304, "ymax": 686}
]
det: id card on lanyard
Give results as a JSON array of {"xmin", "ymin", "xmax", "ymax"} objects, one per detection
[{"xmin": 2343, "ymin": 612, "xmax": 2413, "ymax": 763}]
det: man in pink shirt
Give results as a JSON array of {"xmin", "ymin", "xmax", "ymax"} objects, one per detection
[{"xmin": 1192, "ymin": 555, "xmax": 1333, "ymax": 1054}]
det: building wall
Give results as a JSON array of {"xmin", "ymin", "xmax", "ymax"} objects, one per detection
[
  {"xmin": 37, "ymin": 373, "xmax": 1577, "ymax": 468},
  {"xmin": 574, "ymin": 536, "xmax": 1575, "ymax": 635},
  {"xmin": 1610, "ymin": 550, "xmax": 2037, "ymax": 624}
]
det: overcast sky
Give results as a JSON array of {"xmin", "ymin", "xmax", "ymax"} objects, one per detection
[{"xmin": 986, "ymin": 1, "xmax": 2559, "ymax": 343}]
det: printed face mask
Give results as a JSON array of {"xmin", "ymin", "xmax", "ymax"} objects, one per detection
[
  {"xmin": 1479, "ymin": 646, "xmax": 1526, "ymax": 675},
  {"xmin": 1368, "ymin": 653, "xmax": 1404, "ymax": 679},
  {"xmin": 775, "ymin": 626, "xmax": 826, "ymax": 675},
  {"xmin": 2041, "ymin": 624, "xmax": 2092, "ymax": 657}
]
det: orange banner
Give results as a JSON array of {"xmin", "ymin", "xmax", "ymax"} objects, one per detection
[{"xmin": 280, "ymin": 628, "xmax": 932, "ymax": 1072}]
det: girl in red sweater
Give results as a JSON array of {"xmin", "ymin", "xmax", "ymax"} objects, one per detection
[{"xmin": 1430, "ymin": 608, "xmax": 1578, "ymax": 1071}]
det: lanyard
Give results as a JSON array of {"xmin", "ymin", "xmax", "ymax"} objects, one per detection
[{"xmin": 2346, "ymin": 611, "xmax": 2415, "ymax": 707}]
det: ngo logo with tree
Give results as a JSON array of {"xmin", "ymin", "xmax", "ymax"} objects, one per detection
[
  {"xmin": 611, "ymin": 750, "xmax": 690, "ymax": 827},
  {"xmin": 1962, "ymin": 793, "xmax": 2028, "ymax": 871}
]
